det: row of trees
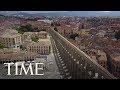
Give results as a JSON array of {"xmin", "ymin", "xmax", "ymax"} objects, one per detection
[
  {"xmin": 16, "ymin": 24, "xmax": 40, "ymax": 33},
  {"xmin": 51, "ymin": 22, "xmax": 60, "ymax": 26},
  {"xmin": 15, "ymin": 24, "xmax": 46, "ymax": 34}
]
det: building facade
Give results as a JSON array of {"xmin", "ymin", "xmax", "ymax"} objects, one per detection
[
  {"xmin": 87, "ymin": 49, "xmax": 107, "ymax": 69},
  {"xmin": 26, "ymin": 40, "xmax": 51, "ymax": 55},
  {"xmin": 97, "ymin": 50, "xmax": 107, "ymax": 69},
  {"xmin": 32, "ymin": 31, "xmax": 48, "ymax": 39},
  {"xmin": 79, "ymin": 29, "xmax": 91, "ymax": 36},
  {"xmin": 0, "ymin": 29, "xmax": 22, "ymax": 48},
  {"xmin": 0, "ymin": 48, "xmax": 37, "ymax": 64},
  {"xmin": 110, "ymin": 55, "xmax": 120, "ymax": 78}
]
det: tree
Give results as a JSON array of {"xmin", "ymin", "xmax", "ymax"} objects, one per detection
[
  {"xmin": 58, "ymin": 23, "xmax": 60, "ymax": 26},
  {"xmin": 115, "ymin": 30, "xmax": 120, "ymax": 40},
  {"xmin": 18, "ymin": 30, "xmax": 24, "ymax": 34},
  {"xmin": 56, "ymin": 23, "xmax": 60, "ymax": 26},
  {"xmin": 20, "ymin": 45, "xmax": 26, "ymax": 50},
  {"xmin": 54, "ymin": 27, "xmax": 58, "ymax": 32},
  {"xmin": 34, "ymin": 27, "xmax": 40, "ymax": 32},
  {"xmin": 51, "ymin": 23, "xmax": 54, "ymax": 26},
  {"xmin": 24, "ymin": 24, "xmax": 33, "ymax": 32},
  {"xmin": 31, "ymin": 36, "xmax": 39, "ymax": 42},
  {"xmin": 51, "ymin": 22, "xmax": 60, "ymax": 26},
  {"xmin": 41, "ymin": 28, "xmax": 46, "ymax": 31},
  {"xmin": 0, "ymin": 42, "xmax": 5, "ymax": 49},
  {"xmin": 70, "ymin": 33, "xmax": 79, "ymax": 40},
  {"xmin": 16, "ymin": 24, "xmax": 41, "ymax": 33}
]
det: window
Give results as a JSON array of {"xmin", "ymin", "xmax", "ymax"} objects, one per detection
[{"xmin": 49, "ymin": 46, "xmax": 51, "ymax": 50}]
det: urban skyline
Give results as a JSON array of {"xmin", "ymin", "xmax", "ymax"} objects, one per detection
[
  {"xmin": 0, "ymin": 12, "xmax": 119, "ymax": 79},
  {"xmin": 1, "ymin": 11, "xmax": 120, "ymax": 16}
]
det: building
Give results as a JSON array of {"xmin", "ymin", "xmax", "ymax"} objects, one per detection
[
  {"xmin": 22, "ymin": 31, "xmax": 51, "ymax": 55},
  {"xmin": 26, "ymin": 39, "xmax": 51, "ymax": 55},
  {"xmin": 0, "ymin": 29, "xmax": 22, "ymax": 48},
  {"xmin": 56, "ymin": 25, "xmax": 73, "ymax": 37},
  {"xmin": 96, "ymin": 30, "xmax": 106, "ymax": 37},
  {"xmin": 21, "ymin": 31, "xmax": 48, "ymax": 44},
  {"xmin": 0, "ymin": 48, "xmax": 37, "ymax": 64},
  {"xmin": 79, "ymin": 29, "xmax": 91, "ymax": 36},
  {"xmin": 97, "ymin": 50, "xmax": 107, "ymax": 69},
  {"xmin": 87, "ymin": 49, "xmax": 107, "ymax": 69},
  {"xmin": 32, "ymin": 31, "xmax": 48, "ymax": 39},
  {"xmin": 37, "ymin": 19, "xmax": 52, "ymax": 24},
  {"xmin": 112, "ymin": 56, "xmax": 120, "ymax": 78},
  {"xmin": 21, "ymin": 32, "xmax": 32, "ymax": 43},
  {"xmin": 25, "ymin": 21, "xmax": 50, "ymax": 28},
  {"xmin": 104, "ymin": 48, "xmax": 120, "ymax": 78},
  {"xmin": 0, "ymin": 48, "xmax": 20, "ymax": 54}
]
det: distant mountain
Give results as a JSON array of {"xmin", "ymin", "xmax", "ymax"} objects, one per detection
[
  {"xmin": 0, "ymin": 14, "xmax": 4, "ymax": 16},
  {"xmin": 0, "ymin": 11, "xmax": 21, "ymax": 15},
  {"xmin": 1, "ymin": 11, "xmax": 120, "ymax": 16},
  {"xmin": 25, "ymin": 11, "xmax": 120, "ymax": 16},
  {"xmin": 55, "ymin": 11, "xmax": 120, "ymax": 16},
  {"xmin": 11, "ymin": 12, "xmax": 33, "ymax": 16}
]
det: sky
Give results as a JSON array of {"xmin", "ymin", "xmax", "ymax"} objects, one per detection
[
  {"xmin": 99, "ymin": 11, "xmax": 111, "ymax": 12},
  {"xmin": 21, "ymin": 11, "xmax": 112, "ymax": 14},
  {"xmin": 21, "ymin": 11, "xmax": 68, "ymax": 13}
]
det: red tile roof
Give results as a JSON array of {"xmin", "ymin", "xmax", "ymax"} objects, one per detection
[
  {"xmin": 56, "ymin": 25, "xmax": 78, "ymax": 31},
  {"xmin": 26, "ymin": 21, "xmax": 50, "ymax": 27},
  {"xmin": 112, "ymin": 41, "xmax": 120, "ymax": 48}
]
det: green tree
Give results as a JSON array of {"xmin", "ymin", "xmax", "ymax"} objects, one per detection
[
  {"xmin": 0, "ymin": 42, "xmax": 5, "ymax": 49},
  {"xmin": 34, "ymin": 27, "xmax": 40, "ymax": 32},
  {"xmin": 20, "ymin": 45, "xmax": 26, "ymax": 50},
  {"xmin": 41, "ymin": 28, "xmax": 46, "ymax": 31},
  {"xmin": 16, "ymin": 24, "xmax": 46, "ymax": 33},
  {"xmin": 54, "ymin": 27, "xmax": 58, "ymax": 32},
  {"xmin": 115, "ymin": 30, "xmax": 120, "ymax": 40},
  {"xmin": 58, "ymin": 23, "xmax": 60, "ymax": 26},
  {"xmin": 31, "ymin": 36, "xmax": 39, "ymax": 42},
  {"xmin": 70, "ymin": 33, "xmax": 79, "ymax": 40},
  {"xmin": 56, "ymin": 23, "xmax": 60, "ymax": 26},
  {"xmin": 51, "ymin": 23, "xmax": 54, "ymax": 26},
  {"xmin": 18, "ymin": 30, "xmax": 24, "ymax": 34}
]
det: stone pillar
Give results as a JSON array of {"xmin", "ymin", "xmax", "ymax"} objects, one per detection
[{"xmin": 91, "ymin": 69, "xmax": 96, "ymax": 78}]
